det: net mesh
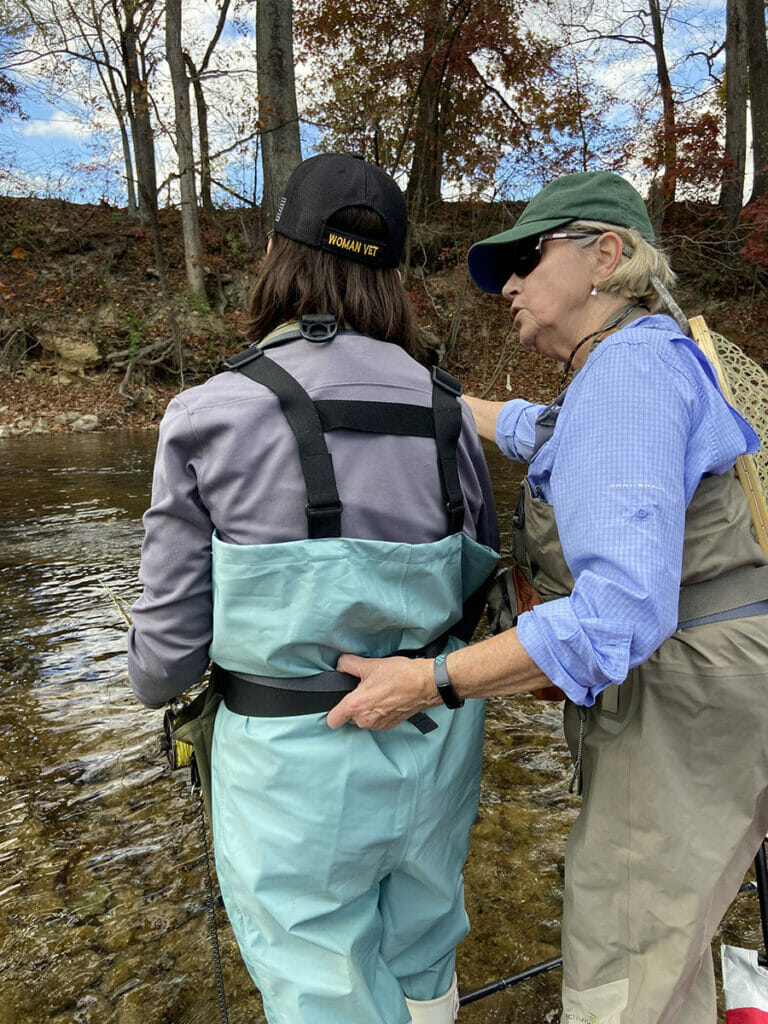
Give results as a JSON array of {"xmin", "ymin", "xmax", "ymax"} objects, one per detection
[{"xmin": 710, "ymin": 330, "xmax": 768, "ymax": 502}]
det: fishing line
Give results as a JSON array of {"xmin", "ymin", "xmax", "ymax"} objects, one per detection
[{"xmin": 103, "ymin": 580, "xmax": 230, "ymax": 1021}]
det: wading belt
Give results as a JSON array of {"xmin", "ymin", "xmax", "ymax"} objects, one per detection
[
  {"xmin": 216, "ymin": 326, "xmax": 468, "ymax": 732},
  {"xmin": 212, "ymin": 631, "xmax": 450, "ymax": 734},
  {"xmin": 677, "ymin": 563, "xmax": 768, "ymax": 629}
]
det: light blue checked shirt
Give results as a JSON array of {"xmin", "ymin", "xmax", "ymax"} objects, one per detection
[{"xmin": 495, "ymin": 314, "xmax": 760, "ymax": 706}]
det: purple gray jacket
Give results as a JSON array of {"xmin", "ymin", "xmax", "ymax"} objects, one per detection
[{"xmin": 127, "ymin": 327, "xmax": 499, "ymax": 707}]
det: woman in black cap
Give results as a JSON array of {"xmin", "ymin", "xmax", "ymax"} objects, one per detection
[
  {"xmin": 329, "ymin": 170, "xmax": 768, "ymax": 1024},
  {"xmin": 127, "ymin": 153, "xmax": 499, "ymax": 1024}
]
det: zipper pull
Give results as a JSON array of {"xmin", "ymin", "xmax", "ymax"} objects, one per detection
[{"xmin": 568, "ymin": 706, "xmax": 587, "ymax": 796}]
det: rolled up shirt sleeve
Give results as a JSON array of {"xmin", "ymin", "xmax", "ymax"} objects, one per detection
[{"xmin": 495, "ymin": 399, "xmax": 545, "ymax": 463}]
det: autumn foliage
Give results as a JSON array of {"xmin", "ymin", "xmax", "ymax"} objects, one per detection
[{"xmin": 294, "ymin": 0, "xmax": 618, "ymax": 218}]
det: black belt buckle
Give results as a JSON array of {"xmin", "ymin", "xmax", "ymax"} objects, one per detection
[
  {"xmin": 408, "ymin": 711, "xmax": 438, "ymax": 734},
  {"xmin": 445, "ymin": 497, "xmax": 465, "ymax": 533},
  {"xmin": 392, "ymin": 643, "xmax": 443, "ymax": 734}
]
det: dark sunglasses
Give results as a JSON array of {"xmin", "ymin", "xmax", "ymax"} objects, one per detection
[{"xmin": 509, "ymin": 231, "xmax": 599, "ymax": 279}]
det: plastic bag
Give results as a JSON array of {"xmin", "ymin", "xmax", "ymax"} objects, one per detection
[{"xmin": 721, "ymin": 944, "xmax": 768, "ymax": 1022}]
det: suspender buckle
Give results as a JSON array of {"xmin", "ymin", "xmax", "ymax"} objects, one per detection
[
  {"xmin": 445, "ymin": 498, "xmax": 465, "ymax": 533},
  {"xmin": 220, "ymin": 345, "xmax": 264, "ymax": 371},
  {"xmin": 431, "ymin": 364, "xmax": 462, "ymax": 397},
  {"xmin": 300, "ymin": 315, "xmax": 338, "ymax": 343},
  {"xmin": 305, "ymin": 499, "xmax": 344, "ymax": 538}
]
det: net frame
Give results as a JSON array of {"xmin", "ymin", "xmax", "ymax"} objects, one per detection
[{"xmin": 689, "ymin": 316, "xmax": 768, "ymax": 557}]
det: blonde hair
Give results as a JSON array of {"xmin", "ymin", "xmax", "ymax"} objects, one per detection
[{"xmin": 567, "ymin": 220, "xmax": 677, "ymax": 314}]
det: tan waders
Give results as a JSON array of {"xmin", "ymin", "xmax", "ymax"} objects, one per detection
[{"xmin": 513, "ymin": 470, "xmax": 768, "ymax": 1024}]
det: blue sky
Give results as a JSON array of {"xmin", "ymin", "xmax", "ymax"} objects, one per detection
[{"xmin": 1, "ymin": 95, "xmax": 124, "ymax": 201}]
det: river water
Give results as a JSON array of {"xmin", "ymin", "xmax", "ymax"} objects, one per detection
[{"xmin": 0, "ymin": 431, "xmax": 761, "ymax": 1023}]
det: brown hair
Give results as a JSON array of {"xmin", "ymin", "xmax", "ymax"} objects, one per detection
[{"xmin": 246, "ymin": 207, "xmax": 421, "ymax": 356}]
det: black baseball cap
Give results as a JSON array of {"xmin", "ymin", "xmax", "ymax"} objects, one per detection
[{"xmin": 273, "ymin": 153, "xmax": 407, "ymax": 269}]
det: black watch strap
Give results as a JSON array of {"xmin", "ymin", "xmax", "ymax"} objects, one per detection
[{"xmin": 434, "ymin": 653, "xmax": 464, "ymax": 709}]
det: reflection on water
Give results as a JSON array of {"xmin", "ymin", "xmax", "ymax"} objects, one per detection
[
  {"xmin": 0, "ymin": 433, "xmax": 762, "ymax": 1023},
  {"xmin": 0, "ymin": 432, "xmax": 257, "ymax": 1024}
]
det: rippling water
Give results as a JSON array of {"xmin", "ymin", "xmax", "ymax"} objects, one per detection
[{"xmin": 0, "ymin": 432, "xmax": 762, "ymax": 1023}]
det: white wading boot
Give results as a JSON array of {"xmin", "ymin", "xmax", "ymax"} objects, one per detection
[{"xmin": 405, "ymin": 973, "xmax": 460, "ymax": 1023}]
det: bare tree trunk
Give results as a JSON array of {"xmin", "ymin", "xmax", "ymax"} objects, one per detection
[
  {"xmin": 21, "ymin": 0, "xmax": 142, "ymax": 218},
  {"xmin": 88, "ymin": 0, "xmax": 140, "ymax": 217},
  {"xmin": 166, "ymin": 0, "xmax": 207, "ymax": 299},
  {"xmin": 406, "ymin": 0, "xmax": 472, "ymax": 224},
  {"xmin": 118, "ymin": 120, "xmax": 138, "ymax": 217},
  {"xmin": 116, "ymin": 0, "xmax": 158, "ymax": 226},
  {"xmin": 720, "ymin": 0, "xmax": 748, "ymax": 227},
  {"xmin": 413, "ymin": 2, "xmax": 443, "ymax": 207},
  {"xmin": 406, "ymin": 34, "xmax": 442, "ymax": 225},
  {"xmin": 183, "ymin": 0, "xmax": 231, "ymax": 215},
  {"xmin": 186, "ymin": 55, "xmax": 214, "ymax": 214},
  {"xmin": 256, "ymin": 0, "xmax": 302, "ymax": 236},
  {"xmin": 745, "ymin": 0, "xmax": 768, "ymax": 202},
  {"xmin": 110, "ymin": 2, "xmax": 183, "ymax": 383},
  {"xmin": 648, "ymin": 0, "xmax": 677, "ymax": 223}
]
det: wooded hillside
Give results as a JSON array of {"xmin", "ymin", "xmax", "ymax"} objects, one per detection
[
  {"xmin": 3, "ymin": 1, "xmax": 768, "ymax": 438},
  {"xmin": 1, "ymin": 192, "xmax": 766, "ymax": 436}
]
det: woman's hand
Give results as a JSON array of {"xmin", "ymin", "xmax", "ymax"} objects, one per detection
[
  {"xmin": 326, "ymin": 654, "xmax": 441, "ymax": 730},
  {"xmin": 328, "ymin": 632, "xmax": 551, "ymax": 730}
]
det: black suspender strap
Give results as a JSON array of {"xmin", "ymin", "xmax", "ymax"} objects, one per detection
[
  {"xmin": 224, "ymin": 350, "xmax": 467, "ymax": 536},
  {"xmin": 235, "ymin": 351, "xmax": 343, "ymax": 539},
  {"xmin": 431, "ymin": 365, "xmax": 465, "ymax": 534},
  {"xmin": 314, "ymin": 378, "xmax": 465, "ymax": 535},
  {"xmin": 314, "ymin": 400, "xmax": 434, "ymax": 437}
]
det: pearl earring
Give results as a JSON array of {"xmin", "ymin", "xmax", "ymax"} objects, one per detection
[{"xmin": 590, "ymin": 286, "xmax": 598, "ymax": 296}]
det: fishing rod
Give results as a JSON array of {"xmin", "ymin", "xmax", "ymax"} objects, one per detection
[
  {"xmin": 459, "ymin": 955, "xmax": 562, "ymax": 1006},
  {"xmin": 755, "ymin": 837, "xmax": 768, "ymax": 968}
]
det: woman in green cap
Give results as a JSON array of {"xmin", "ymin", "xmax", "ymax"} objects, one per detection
[{"xmin": 327, "ymin": 170, "xmax": 768, "ymax": 1023}]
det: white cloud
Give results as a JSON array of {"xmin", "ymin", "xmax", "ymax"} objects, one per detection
[{"xmin": 19, "ymin": 110, "xmax": 85, "ymax": 141}]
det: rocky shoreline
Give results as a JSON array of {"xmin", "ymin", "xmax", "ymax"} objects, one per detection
[
  {"xmin": 0, "ymin": 368, "xmax": 178, "ymax": 438},
  {"xmin": 0, "ymin": 408, "xmax": 101, "ymax": 437}
]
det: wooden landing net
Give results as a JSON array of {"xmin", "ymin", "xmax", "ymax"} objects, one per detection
[{"xmin": 689, "ymin": 315, "xmax": 768, "ymax": 558}]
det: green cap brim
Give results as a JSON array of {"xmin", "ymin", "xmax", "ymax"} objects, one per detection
[
  {"xmin": 467, "ymin": 171, "xmax": 655, "ymax": 294},
  {"xmin": 467, "ymin": 216, "xmax": 576, "ymax": 294}
]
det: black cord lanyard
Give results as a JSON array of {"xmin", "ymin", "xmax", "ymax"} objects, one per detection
[{"xmin": 558, "ymin": 302, "xmax": 647, "ymax": 392}]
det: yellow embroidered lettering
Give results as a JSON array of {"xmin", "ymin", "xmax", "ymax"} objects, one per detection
[{"xmin": 327, "ymin": 233, "xmax": 370, "ymax": 256}]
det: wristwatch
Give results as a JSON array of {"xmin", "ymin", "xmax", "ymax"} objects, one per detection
[{"xmin": 433, "ymin": 653, "xmax": 464, "ymax": 709}]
